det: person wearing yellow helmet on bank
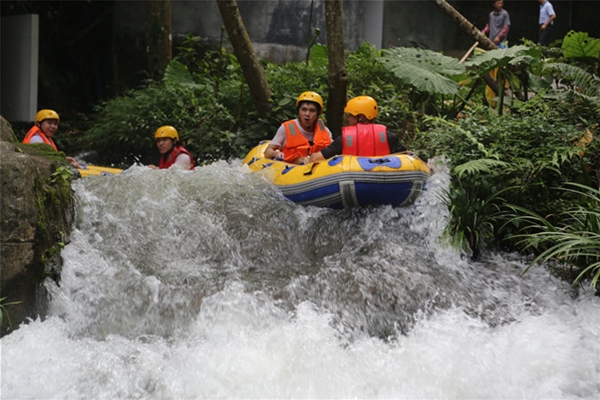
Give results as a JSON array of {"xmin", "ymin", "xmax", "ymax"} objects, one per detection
[
  {"xmin": 148, "ymin": 125, "xmax": 195, "ymax": 170},
  {"xmin": 264, "ymin": 91, "xmax": 332, "ymax": 165},
  {"xmin": 309, "ymin": 96, "xmax": 406, "ymax": 163},
  {"xmin": 23, "ymin": 109, "xmax": 82, "ymax": 168}
]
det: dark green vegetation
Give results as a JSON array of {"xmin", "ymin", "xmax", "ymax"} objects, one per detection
[{"xmin": 80, "ymin": 32, "xmax": 599, "ymax": 290}]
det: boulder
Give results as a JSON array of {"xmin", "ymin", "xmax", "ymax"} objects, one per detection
[{"xmin": 0, "ymin": 116, "xmax": 75, "ymax": 337}]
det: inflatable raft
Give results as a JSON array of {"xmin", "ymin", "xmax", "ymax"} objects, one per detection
[
  {"xmin": 78, "ymin": 164, "xmax": 123, "ymax": 178},
  {"xmin": 242, "ymin": 141, "xmax": 431, "ymax": 209}
]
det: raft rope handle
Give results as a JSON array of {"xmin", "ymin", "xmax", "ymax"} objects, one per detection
[{"xmin": 303, "ymin": 163, "xmax": 318, "ymax": 176}]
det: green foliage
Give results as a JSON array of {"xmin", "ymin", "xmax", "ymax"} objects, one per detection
[
  {"xmin": 561, "ymin": 31, "xmax": 600, "ymax": 60},
  {"xmin": 440, "ymin": 177, "xmax": 510, "ymax": 258},
  {"xmin": 506, "ymin": 183, "xmax": 600, "ymax": 290},
  {"xmin": 378, "ymin": 47, "xmax": 465, "ymax": 95},
  {"xmin": 464, "ymin": 45, "xmax": 539, "ymax": 74},
  {"xmin": 0, "ymin": 296, "xmax": 22, "ymax": 329},
  {"xmin": 416, "ymin": 95, "xmax": 599, "ymax": 261},
  {"xmin": 541, "ymin": 63, "xmax": 600, "ymax": 110}
]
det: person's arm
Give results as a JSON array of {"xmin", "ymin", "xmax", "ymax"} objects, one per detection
[
  {"xmin": 541, "ymin": 13, "xmax": 555, "ymax": 30},
  {"xmin": 173, "ymin": 153, "xmax": 193, "ymax": 170},
  {"xmin": 66, "ymin": 156, "xmax": 82, "ymax": 169},
  {"xmin": 27, "ymin": 134, "xmax": 44, "ymax": 144},
  {"xmin": 264, "ymin": 144, "xmax": 284, "ymax": 160},
  {"xmin": 310, "ymin": 136, "xmax": 342, "ymax": 163},
  {"xmin": 495, "ymin": 25, "xmax": 510, "ymax": 43},
  {"xmin": 264, "ymin": 125, "xmax": 286, "ymax": 159},
  {"xmin": 481, "ymin": 23, "xmax": 489, "ymax": 36}
]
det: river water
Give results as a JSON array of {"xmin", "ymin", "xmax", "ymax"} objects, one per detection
[{"xmin": 1, "ymin": 161, "xmax": 599, "ymax": 399}]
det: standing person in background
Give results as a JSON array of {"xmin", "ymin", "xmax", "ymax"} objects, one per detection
[
  {"xmin": 23, "ymin": 109, "xmax": 82, "ymax": 168},
  {"xmin": 481, "ymin": 0, "xmax": 511, "ymax": 49},
  {"xmin": 264, "ymin": 91, "xmax": 332, "ymax": 165},
  {"xmin": 309, "ymin": 96, "xmax": 406, "ymax": 163},
  {"xmin": 538, "ymin": 0, "xmax": 556, "ymax": 46},
  {"xmin": 148, "ymin": 125, "xmax": 195, "ymax": 170}
]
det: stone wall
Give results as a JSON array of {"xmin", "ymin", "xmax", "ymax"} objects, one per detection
[{"xmin": 0, "ymin": 116, "xmax": 75, "ymax": 337}]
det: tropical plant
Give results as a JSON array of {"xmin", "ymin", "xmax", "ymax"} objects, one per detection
[
  {"xmin": 561, "ymin": 30, "xmax": 600, "ymax": 75},
  {"xmin": 463, "ymin": 45, "xmax": 540, "ymax": 113},
  {"xmin": 417, "ymin": 93, "xmax": 598, "ymax": 258},
  {"xmin": 377, "ymin": 46, "xmax": 467, "ymax": 116},
  {"xmin": 506, "ymin": 183, "xmax": 600, "ymax": 290}
]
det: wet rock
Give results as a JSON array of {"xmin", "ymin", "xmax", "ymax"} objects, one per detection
[{"xmin": 0, "ymin": 116, "xmax": 75, "ymax": 337}]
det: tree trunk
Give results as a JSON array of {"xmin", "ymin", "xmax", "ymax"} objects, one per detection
[
  {"xmin": 217, "ymin": 0, "xmax": 272, "ymax": 117},
  {"xmin": 324, "ymin": 0, "xmax": 348, "ymax": 137},
  {"xmin": 433, "ymin": 0, "xmax": 497, "ymax": 51},
  {"xmin": 146, "ymin": 0, "xmax": 172, "ymax": 79}
]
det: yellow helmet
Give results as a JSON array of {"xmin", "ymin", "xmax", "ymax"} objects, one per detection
[
  {"xmin": 296, "ymin": 91, "xmax": 324, "ymax": 111},
  {"xmin": 154, "ymin": 125, "xmax": 179, "ymax": 140},
  {"xmin": 35, "ymin": 109, "xmax": 60, "ymax": 123},
  {"xmin": 344, "ymin": 96, "xmax": 378, "ymax": 120}
]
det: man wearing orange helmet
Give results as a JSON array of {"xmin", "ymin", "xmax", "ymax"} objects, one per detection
[
  {"xmin": 309, "ymin": 96, "xmax": 405, "ymax": 163},
  {"xmin": 148, "ymin": 125, "xmax": 195, "ymax": 170},
  {"xmin": 264, "ymin": 91, "xmax": 332, "ymax": 164},
  {"xmin": 23, "ymin": 109, "xmax": 82, "ymax": 168}
]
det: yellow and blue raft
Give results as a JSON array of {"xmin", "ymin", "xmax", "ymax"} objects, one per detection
[
  {"xmin": 242, "ymin": 141, "xmax": 431, "ymax": 209},
  {"xmin": 78, "ymin": 164, "xmax": 123, "ymax": 178}
]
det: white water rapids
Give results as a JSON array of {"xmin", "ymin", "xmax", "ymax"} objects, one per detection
[{"xmin": 1, "ymin": 161, "xmax": 599, "ymax": 399}]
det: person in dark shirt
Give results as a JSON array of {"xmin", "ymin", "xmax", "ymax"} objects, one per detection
[
  {"xmin": 481, "ymin": 0, "xmax": 511, "ymax": 49},
  {"xmin": 309, "ymin": 96, "xmax": 405, "ymax": 162}
]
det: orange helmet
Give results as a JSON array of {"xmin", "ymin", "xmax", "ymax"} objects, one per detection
[
  {"xmin": 344, "ymin": 96, "xmax": 378, "ymax": 120},
  {"xmin": 296, "ymin": 91, "xmax": 324, "ymax": 111},
  {"xmin": 35, "ymin": 109, "xmax": 60, "ymax": 123},
  {"xmin": 154, "ymin": 125, "xmax": 179, "ymax": 140}
]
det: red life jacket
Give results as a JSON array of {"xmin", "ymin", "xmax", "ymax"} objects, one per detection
[
  {"xmin": 158, "ymin": 145, "xmax": 195, "ymax": 170},
  {"xmin": 282, "ymin": 119, "xmax": 331, "ymax": 163},
  {"xmin": 341, "ymin": 124, "xmax": 390, "ymax": 156},
  {"xmin": 23, "ymin": 126, "xmax": 58, "ymax": 151}
]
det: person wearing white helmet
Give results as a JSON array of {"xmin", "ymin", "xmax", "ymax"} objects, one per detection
[
  {"xmin": 23, "ymin": 109, "xmax": 82, "ymax": 168},
  {"xmin": 264, "ymin": 91, "xmax": 332, "ymax": 164},
  {"xmin": 148, "ymin": 125, "xmax": 195, "ymax": 170},
  {"xmin": 309, "ymin": 96, "xmax": 406, "ymax": 163}
]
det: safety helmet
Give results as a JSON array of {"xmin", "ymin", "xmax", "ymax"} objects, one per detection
[
  {"xmin": 296, "ymin": 91, "xmax": 324, "ymax": 111},
  {"xmin": 35, "ymin": 109, "xmax": 60, "ymax": 123},
  {"xmin": 154, "ymin": 125, "xmax": 179, "ymax": 140},
  {"xmin": 344, "ymin": 96, "xmax": 378, "ymax": 120}
]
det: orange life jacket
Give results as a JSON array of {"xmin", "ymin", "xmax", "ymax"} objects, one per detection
[
  {"xmin": 341, "ymin": 124, "xmax": 390, "ymax": 156},
  {"xmin": 23, "ymin": 126, "xmax": 58, "ymax": 151},
  {"xmin": 158, "ymin": 145, "xmax": 195, "ymax": 170},
  {"xmin": 282, "ymin": 119, "xmax": 331, "ymax": 163}
]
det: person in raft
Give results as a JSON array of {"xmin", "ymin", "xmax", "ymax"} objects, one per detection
[
  {"xmin": 264, "ymin": 91, "xmax": 333, "ymax": 165},
  {"xmin": 22, "ymin": 109, "xmax": 82, "ymax": 169},
  {"xmin": 148, "ymin": 125, "xmax": 195, "ymax": 170},
  {"xmin": 309, "ymin": 96, "xmax": 406, "ymax": 163}
]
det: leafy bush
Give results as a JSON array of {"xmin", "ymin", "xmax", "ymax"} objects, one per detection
[
  {"xmin": 507, "ymin": 183, "xmax": 600, "ymax": 290},
  {"xmin": 416, "ymin": 95, "xmax": 598, "ymax": 261}
]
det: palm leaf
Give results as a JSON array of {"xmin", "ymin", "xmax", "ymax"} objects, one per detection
[
  {"xmin": 453, "ymin": 158, "xmax": 509, "ymax": 178},
  {"xmin": 542, "ymin": 62, "xmax": 600, "ymax": 100},
  {"xmin": 377, "ymin": 47, "xmax": 465, "ymax": 95}
]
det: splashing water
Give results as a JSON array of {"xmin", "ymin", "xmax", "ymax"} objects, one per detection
[{"xmin": 2, "ymin": 161, "xmax": 599, "ymax": 399}]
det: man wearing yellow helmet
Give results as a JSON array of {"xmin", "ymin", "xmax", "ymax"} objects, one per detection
[
  {"xmin": 309, "ymin": 96, "xmax": 406, "ymax": 163},
  {"xmin": 264, "ymin": 91, "xmax": 332, "ymax": 164},
  {"xmin": 148, "ymin": 125, "xmax": 195, "ymax": 170},
  {"xmin": 23, "ymin": 109, "xmax": 82, "ymax": 168}
]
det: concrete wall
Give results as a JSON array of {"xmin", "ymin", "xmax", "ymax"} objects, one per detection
[{"xmin": 0, "ymin": 15, "xmax": 39, "ymax": 122}]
